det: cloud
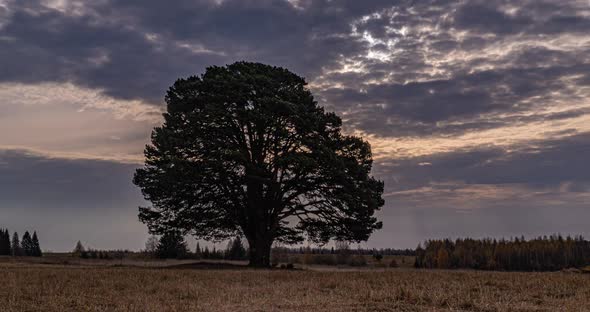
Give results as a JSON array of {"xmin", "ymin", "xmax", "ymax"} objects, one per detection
[
  {"xmin": 0, "ymin": 82, "xmax": 160, "ymax": 162},
  {"xmin": 1, "ymin": 0, "xmax": 589, "ymax": 249},
  {"xmin": 374, "ymin": 132, "xmax": 590, "ymax": 194}
]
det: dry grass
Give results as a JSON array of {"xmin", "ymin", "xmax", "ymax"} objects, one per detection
[{"xmin": 1, "ymin": 261, "xmax": 589, "ymax": 312}]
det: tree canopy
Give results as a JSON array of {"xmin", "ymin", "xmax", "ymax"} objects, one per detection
[{"xmin": 134, "ymin": 62, "xmax": 384, "ymax": 266}]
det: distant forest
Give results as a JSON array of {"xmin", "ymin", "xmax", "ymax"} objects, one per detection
[
  {"xmin": 0, "ymin": 228, "xmax": 42, "ymax": 257},
  {"xmin": 272, "ymin": 246, "xmax": 416, "ymax": 256},
  {"xmin": 415, "ymin": 235, "xmax": 590, "ymax": 271}
]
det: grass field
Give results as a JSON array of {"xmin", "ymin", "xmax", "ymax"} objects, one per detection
[{"xmin": 1, "ymin": 258, "xmax": 590, "ymax": 312}]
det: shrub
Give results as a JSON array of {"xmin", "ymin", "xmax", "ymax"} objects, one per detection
[
  {"xmin": 306, "ymin": 254, "xmax": 337, "ymax": 266},
  {"xmin": 348, "ymin": 255, "xmax": 368, "ymax": 267},
  {"xmin": 389, "ymin": 259, "xmax": 399, "ymax": 268}
]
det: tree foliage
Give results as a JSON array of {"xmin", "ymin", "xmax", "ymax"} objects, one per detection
[
  {"xmin": 225, "ymin": 237, "xmax": 247, "ymax": 260},
  {"xmin": 145, "ymin": 235, "xmax": 159, "ymax": 254},
  {"xmin": 415, "ymin": 235, "xmax": 590, "ymax": 271},
  {"xmin": 0, "ymin": 229, "xmax": 10, "ymax": 256},
  {"xmin": 134, "ymin": 62, "xmax": 384, "ymax": 266},
  {"xmin": 31, "ymin": 232, "xmax": 42, "ymax": 257},
  {"xmin": 21, "ymin": 231, "xmax": 35, "ymax": 256},
  {"xmin": 73, "ymin": 241, "xmax": 85, "ymax": 255},
  {"xmin": 156, "ymin": 232, "xmax": 189, "ymax": 259},
  {"xmin": 11, "ymin": 232, "xmax": 21, "ymax": 256}
]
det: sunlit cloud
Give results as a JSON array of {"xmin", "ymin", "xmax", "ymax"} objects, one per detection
[
  {"xmin": 1, "ymin": 0, "xmax": 590, "ymax": 249},
  {"xmin": 0, "ymin": 82, "xmax": 161, "ymax": 162}
]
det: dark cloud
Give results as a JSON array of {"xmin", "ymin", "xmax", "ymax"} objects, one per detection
[
  {"xmin": 0, "ymin": 0, "xmax": 393, "ymax": 103},
  {"xmin": 453, "ymin": 3, "xmax": 532, "ymax": 34},
  {"xmin": 367, "ymin": 133, "xmax": 590, "ymax": 247},
  {"xmin": 1, "ymin": 0, "xmax": 589, "ymax": 138},
  {"xmin": 1, "ymin": 0, "xmax": 589, "ymax": 249},
  {"xmin": 322, "ymin": 64, "xmax": 590, "ymax": 136},
  {"xmin": 0, "ymin": 149, "xmax": 142, "ymax": 209},
  {"xmin": 374, "ymin": 133, "xmax": 590, "ymax": 192}
]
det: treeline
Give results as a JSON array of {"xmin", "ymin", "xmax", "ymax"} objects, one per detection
[
  {"xmin": 144, "ymin": 233, "xmax": 248, "ymax": 260},
  {"xmin": 415, "ymin": 235, "xmax": 590, "ymax": 271},
  {"xmin": 0, "ymin": 228, "xmax": 42, "ymax": 257},
  {"xmin": 72, "ymin": 241, "xmax": 132, "ymax": 260},
  {"xmin": 194, "ymin": 237, "xmax": 247, "ymax": 260},
  {"xmin": 271, "ymin": 246, "xmax": 415, "ymax": 256}
]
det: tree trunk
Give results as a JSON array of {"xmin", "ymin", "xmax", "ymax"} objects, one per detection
[{"xmin": 247, "ymin": 236, "xmax": 272, "ymax": 268}]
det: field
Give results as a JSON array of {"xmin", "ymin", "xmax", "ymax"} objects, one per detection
[{"xmin": 1, "ymin": 257, "xmax": 590, "ymax": 312}]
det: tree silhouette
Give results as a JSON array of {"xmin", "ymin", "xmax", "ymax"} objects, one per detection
[
  {"xmin": 414, "ymin": 235, "xmax": 590, "ymax": 271},
  {"xmin": 21, "ymin": 231, "xmax": 33, "ymax": 256},
  {"xmin": 144, "ymin": 235, "xmax": 159, "ymax": 255},
  {"xmin": 134, "ymin": 62, "xmax": 384, "ymax": 267},
  {"xmin": 31, "ymin": 232, "xmax": 42, "ymax": 257},
  {"xmin": 225, "ymin": 237, "xmax": 247, "ymax": 260},
  {"xmin": 0, "ymin": 229, "xmax": 10, "ymax": 256},
  {"xmin": 195, "ymin": 242, "xmax": 202, "ymax": 259},
  {"xmin": 73, "ymin": 241, "xmax": 85, "ymax": 256},
  {"xmin": 11, "ymin": 232, "xmax": 21, "ymax": 256},
  {"xmin": 156, "ymin": 232, "xmax": 189, "ymax": 259}
]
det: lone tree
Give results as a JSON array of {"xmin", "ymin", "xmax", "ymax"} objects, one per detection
[
  {"xmin": 73, "ymin": 241, "xmax": 85, "ymax": 256},
  {"xmin": 134, "ymin": 62, "xmax": 384, "ymax": 267},
  {"xmin": 31, "ymin": 232, "xmax": 42, "ymax": 257}
]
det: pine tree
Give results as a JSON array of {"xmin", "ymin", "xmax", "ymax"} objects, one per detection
[
  {"xmin": 0, "ymin": 229, "xmax": 10, "ymax": 255},
  {"xmin": 155, "ymin": 232, "xmax": 188, "ymax": 259},
  {"xmin": 21, "ymin": 231, "xmax": 33, "ymax": 256},
  {"xmin": 224, "ymin": 239, "xmax": 233, "ymax": 259},
  {"xmin": 11, "ymin": 232, "xmax": 21, "ymax": 256},
  {"xmin": 31, "ymin": 232, "xmax": 42, "ymax": 257},
  {"xmin": 226, "ymin": 237, "xmax": 247, "ymax": 260},
  {"xmin": 5, "ymin": 229, "xmax": 11, "ymax": 254},
  {"xmin": 73, "ymin": 241, "xmax": 85, "ymax": 256},
  {"xmin": 195, "ymin": 242, "xmax": 202, "ymax": 259}
]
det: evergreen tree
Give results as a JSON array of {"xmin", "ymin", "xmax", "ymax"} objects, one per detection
[
  {"xmin": 226, "ymin": 237, "xmax": 247, "ymax": 260},
  {"xmin": 11, "ymin": 232, "xmax": 21, "ymax": 256},
  {"xmin": 0, "ymin": 229, "xmax": 10, "ymax": 255},
  {"xmin": 21, "ymin": 231, "xmax": 33, "ymax": 256},
  {"xmin": 73, "ymin": 241, "xmax": 85, "ymax": 255},
  {"xmin": 224, "ymin": 239, "xmax": 233, "ymax": 259},
  {"xmin": 31, "ymin": 231, "xmax": 42, "ymax": 257},
  {"xmin": 5, "ymin": 229, "xmax": 11, "ymax": 255},
  {"xmin": 195, "ymin": 242, "xmax": 202, "ymax": 259},
  {"xmin": 155, "ymin": 232, "xmax": 189, "ymax": 259}
]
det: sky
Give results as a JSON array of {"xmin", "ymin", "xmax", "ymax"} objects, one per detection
[{"xmin": 1, "ymin": 0, "xmax": 589, "ymax": 251}]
